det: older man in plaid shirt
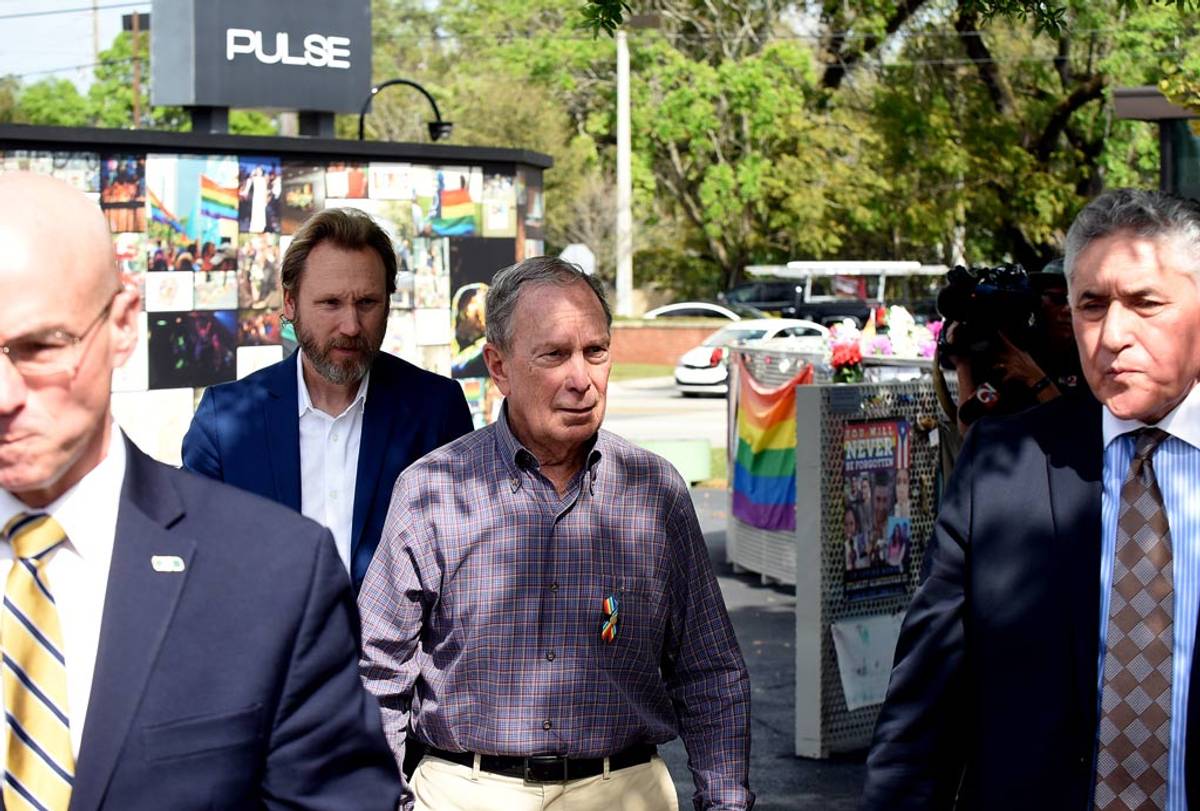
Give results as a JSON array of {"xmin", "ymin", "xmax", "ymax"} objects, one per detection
[{"xmin": 359, "ymin": 256, "xmax": 753, "ymax": 810}]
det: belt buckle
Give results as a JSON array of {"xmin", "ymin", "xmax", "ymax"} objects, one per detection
[{"xmin": 523, "ymin": 755, "xmax": 568, "ymax": 783}]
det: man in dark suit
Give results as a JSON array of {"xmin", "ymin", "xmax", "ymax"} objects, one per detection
[
  {"xmin": 864, "ymin": 189, "xmax": 1200, "ymax": 811},
  {"xmin": 0, "ymin": 172, "xmax": 401, "ymax": 809},
  {"xmin": 183, "ymin": 207, "xmax": 473, "ymax": 591}
]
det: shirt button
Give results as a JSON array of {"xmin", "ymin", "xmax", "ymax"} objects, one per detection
[
  {"xmin": 549, "ymin": 582, "xmax": 559, "ymax": 593},
  {"xmin": 546, "ymin": 651, "xmax": 556, "ymax": 662},
  {"xmin": 542, "ymin": 720, "xmax": 552, "ymax": 731},
  {"xmin": 330, "ymin": 432, "xmax": 339, "ymax": 442},
  {"xmin": 330, "ymin": 490, "xmax": 339, "ymax": 501},
  {"xmin": 510, "ymin": 476, "xmax": 520, "ymax": 492}
]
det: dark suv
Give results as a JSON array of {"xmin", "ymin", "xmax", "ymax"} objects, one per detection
[{"xmin": 721, "ymin": 280, "xmax": 871, "ymax": 328}]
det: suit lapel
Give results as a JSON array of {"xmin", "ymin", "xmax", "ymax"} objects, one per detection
[
  {"xmin": 350, "ymin": 363, "xmax": 404, "ymax": 560},
  {"xmin": 263, "ymin": 351, "xmax": 301, "ymax": 512},
  {"xmin": 70, "ymin": 441, "xmax": 195, "ymax": 811},
  {"xmin": 1043, "ymin": 400, "xmax": 1103, "ymax": 755}
]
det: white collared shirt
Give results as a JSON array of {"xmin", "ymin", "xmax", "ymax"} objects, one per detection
[
  {"xmin": 296, "ymin": 350, "xmax": 369, "ymax": 574},
  {"xmin": 0, "ymin": 425, "xmax": 124, "ymax": 761},
  {"xmin": 1098, "ymin": 382, "xmax": 1200, "ymax": 811}
]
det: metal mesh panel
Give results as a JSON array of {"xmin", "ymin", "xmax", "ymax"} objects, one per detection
[{"xmin": 815, "ymin": 381, "xmax": 943, "ymax": 753}]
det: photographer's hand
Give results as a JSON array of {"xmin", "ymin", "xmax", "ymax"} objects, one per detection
[{"xmin": 995, "ymin": 333, "xmax": 1060, "ymax": 403}]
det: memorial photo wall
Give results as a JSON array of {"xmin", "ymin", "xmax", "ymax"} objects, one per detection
[{"xmin": 1, "ymin": 149, "xmax": 543, "ymax": 432}]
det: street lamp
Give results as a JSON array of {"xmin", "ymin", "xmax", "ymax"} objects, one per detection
[{"xmin": 357, "ymin": 79, "xmax": 453, "ymax": 142}]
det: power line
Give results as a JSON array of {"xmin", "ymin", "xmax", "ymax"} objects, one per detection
[
  {"xmin": 4, "ymin": 57, "xmax": 132, "ymax": 80},
  {"xmin": 0, "ymin": 2, "xmax": 146, "ymax": 21}
]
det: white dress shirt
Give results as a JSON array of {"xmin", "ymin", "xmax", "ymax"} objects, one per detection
[
  {"xmin": 296, "ymin": 350, "xmax": 369, "ymax": 574},
  {"xmin": 1098, "ymin": 383, "xmax": 1200, "ymax": 811},
  {"xmin": 0, "ymin": 425, "xmax": 124, "ymax": 761}
]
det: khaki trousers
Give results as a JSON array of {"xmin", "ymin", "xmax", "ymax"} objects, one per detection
[{"xmin": 412, "ymin": 753, "xmax": 680, "ymax": 811}]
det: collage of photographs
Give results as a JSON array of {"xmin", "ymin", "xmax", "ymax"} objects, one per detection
[{"xmin": 2, "ymin": 149, "xmax": 546, "ymax": 429}]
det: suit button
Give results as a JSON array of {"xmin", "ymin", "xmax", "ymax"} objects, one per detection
[
  {"xmin": 543, "ymin": 720, "xmax": 552, "ymax": 730},
  {"xmin": 546, "ymin": 651, "xmax": 556, "ymax": 661}
]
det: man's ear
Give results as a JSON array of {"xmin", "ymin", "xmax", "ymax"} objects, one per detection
[
  {"xmin": 483, "ymin": 342, "xmax": 510, "ymax": 396},
  {"xmin": 109, "ymin": 285, "xmax": 141, "ymax": 368},
  {"xmin": 282, "ymin": 286, "xmax": 296, "ymax": 322}
]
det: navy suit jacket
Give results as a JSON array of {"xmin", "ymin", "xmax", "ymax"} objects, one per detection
[
  {"xmin": 862, "ymin": 396, "xmax": 1200, "ymax": 810},
  {"xmin": 67, "ymin": 437, "xmax": 402, "ymax": 810},
  {"xmin": 181, "ymin": 350, "xmax": 473, "ymax": 590}
]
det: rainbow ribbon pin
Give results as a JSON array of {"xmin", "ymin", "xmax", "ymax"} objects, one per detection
[{"xmin": 600, "ymin": 594, "xmax": 620, "ymax": 643}]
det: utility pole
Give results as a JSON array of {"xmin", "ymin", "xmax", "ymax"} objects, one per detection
[
  {"xmin": 123, "ymin": 12, "xmax": 149, "ymax": 129},
  {"xmin": 615, "ymin": 29, "xmax": 633, "ymax": 317},
  {"xmin": 131, "ymin": 11, "xmax": 141, "ymax": 129},
  {"xmin": 92, "ymin": 0, "xmax": 100, "ymax": 66}
]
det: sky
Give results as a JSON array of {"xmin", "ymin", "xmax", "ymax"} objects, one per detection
[{"xmin": 0, "ymin": 0, "xmax": 152, "ymax": 88}]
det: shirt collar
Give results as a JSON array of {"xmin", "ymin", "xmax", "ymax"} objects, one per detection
[
  {"xmin": 1102, "ymin": 382, "xmax": 1200, "ymax": 452},
  {"xmin": 295, "ymin": 348, "xmax": 371, "ymax": 418},
  {"xmin": 494, "ymin": 402, "xmax": 604, "ymax": 479},
  {"xmin": 0, "ymin": 423, "xmax": 126, "ymax": 561}
]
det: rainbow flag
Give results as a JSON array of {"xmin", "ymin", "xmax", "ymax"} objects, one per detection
[
  {"xmin": 147, "ymin": 189, "xmax": 185, "ymax": 233},
  {"xmin": 199, "ymin": 174, "xmax": 238, "ymax": 221},
  {"xmin": 432, "ymin": 187, "xmax": 477, "ymax": 236},
  {"xmin": 731, "ymin": 358, "xmax": 813, "ymax": 531}
]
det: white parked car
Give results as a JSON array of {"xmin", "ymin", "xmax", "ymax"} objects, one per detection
[
  {"xmin": 643, "ymin": 301, "xmax": 767, "ymax": 320},
  {"xmin": 674, "ymin": 319, "xmax": 829, "ymax": 396}
]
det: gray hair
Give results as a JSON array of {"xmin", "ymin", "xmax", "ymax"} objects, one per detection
[
  {"xmin": 1064, "ymin": 188, "xmax": 1200, "ymax": 285},
  {"xmin": 485, "ymin": 256, "xmax": 612, "ymax": 350}
]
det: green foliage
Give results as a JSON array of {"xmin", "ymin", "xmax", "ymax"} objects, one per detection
[
  {"xmin": 15, "ymin": 79, "xmax": 91, "ymax": 127},
  {"xmin": 229, "ymin": 110, "xmax": 279, "ymax": 136},
  {"xmin": 584, "ymin": 0, "xmax": 1200, "ymax": 37},
  {"xmin": 580, "ymin": 0, "xmax": 630, "ymax": 35},
  {"xmin": 0, "ymin": 75, "xmax": 21, "ymax": 124}
]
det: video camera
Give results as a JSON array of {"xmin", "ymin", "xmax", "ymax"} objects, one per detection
[{"xmin": 935, "ymin": 263, "xmax": 1040, "ymax": 425}]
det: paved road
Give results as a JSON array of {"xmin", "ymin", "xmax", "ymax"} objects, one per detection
[
  {"xmin": 605, "ymin": 376, "xmax": 729, "ymax": 450},
  {"xmin": 656, "ymin": 488, "xmax": 867, "ymax": 810}
]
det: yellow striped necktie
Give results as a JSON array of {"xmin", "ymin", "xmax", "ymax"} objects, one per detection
[{"xmin": 2, "ymin": 513, "xmax": 74, "ymax": 811}]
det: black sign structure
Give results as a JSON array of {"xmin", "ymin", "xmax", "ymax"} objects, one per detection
[{"xmin": 150, "ymin": 0, "xmax": 371, "ymax": 114}]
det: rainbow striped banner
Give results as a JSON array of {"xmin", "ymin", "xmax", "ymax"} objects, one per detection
[
  {"xmin": 147, "ymin": 189, "xmax": 184, "ymax": 233},
  {"xmin": 731, "ymin": 358, "xmax": 812, "ymax": 532},
  {"xmin": 432, "ymin": 187, "xmax": 477, "ymax": 236},
  {"xmin": 199, "ymin": 174, "xmax": 238, "ymax": 221}
]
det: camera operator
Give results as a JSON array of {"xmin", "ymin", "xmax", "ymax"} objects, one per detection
[
  {"xmin": 1028, "ymin": 258, "xmax": 1086, "ymax": 394},
  {"xmin": 935, "ymin": 260, "xmax": 1088, "ymax": 436}
]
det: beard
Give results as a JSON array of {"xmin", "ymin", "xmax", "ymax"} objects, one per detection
[{"xmin": 292, "ymin": 313, "xmax": 381, "ymax": 386}]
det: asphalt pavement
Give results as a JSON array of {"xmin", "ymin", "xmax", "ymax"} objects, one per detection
[{"xmin": 605, "ymin": 376, "xmax": 728, "ymax": 449}]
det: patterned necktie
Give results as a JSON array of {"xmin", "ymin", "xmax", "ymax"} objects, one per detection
[
  {"xmin": 2, "ymin": 512, "xmax": 74, "ymax": 811},
  {"xmin": 1095, "ymin": 428, "xmax": 1173, "ymax": 811}
]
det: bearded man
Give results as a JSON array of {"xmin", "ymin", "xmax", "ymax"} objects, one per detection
[{"xmin": 183, "ymin": 207, "xmax": 473, "ymax": 592}]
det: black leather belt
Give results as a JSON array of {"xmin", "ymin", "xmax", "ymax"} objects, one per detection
[{"xmin": 423, "ymin": 743, "xmax": 657, "ymax": 783}]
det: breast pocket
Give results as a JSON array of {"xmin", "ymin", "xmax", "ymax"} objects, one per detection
[
  {"xmin": 594, "ymin": 576, "xmax": 669, "ymax": 670},
  {"xmin": 142, "ymin": 704, "xmax": 264, "ymax": 763}
]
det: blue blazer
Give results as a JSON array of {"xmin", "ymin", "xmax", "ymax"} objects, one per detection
[
  {"xmin": 181, "ymin": 350, "xmax": 474, "ymax": 590},
  {"xmin": 67, "ymin": 437, "xmax": 402, "ymax": 810},
  {"xmin": 863, "ymin": 396, "xmax": 1200, "ymax": 810}
]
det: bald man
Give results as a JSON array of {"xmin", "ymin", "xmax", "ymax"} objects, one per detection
[{"xmin": 0, "ymin": 172, "xmax": 401, "ymax": 810}]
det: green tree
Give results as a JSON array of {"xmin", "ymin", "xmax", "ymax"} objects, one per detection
[
  {"xmin": 582, "ymin": 0, "xmax": 1199, "ymax": 36},
  {"xmin": 14, "ymin": 79, "xmax": 91, "ymax": 127}
]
